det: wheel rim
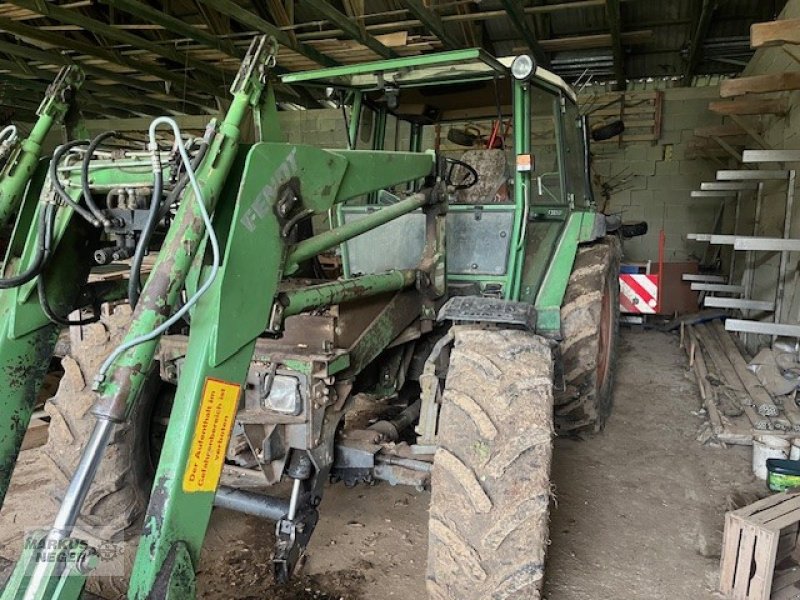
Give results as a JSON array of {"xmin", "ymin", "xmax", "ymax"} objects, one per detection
[{"xmin": 596, "ymin": 276, "xmax": 614, "ymax": 391}]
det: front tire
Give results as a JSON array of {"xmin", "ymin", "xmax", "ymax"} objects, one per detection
[
  {"xmin": 426, "ymin": 327, "xmax": 554, "ymax": 600},
  {"xmin": 43, "ymin": 303, "xmax": 155, "ymax": 599}
]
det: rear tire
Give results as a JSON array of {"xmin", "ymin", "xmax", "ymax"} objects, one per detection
[
  {"xmin": 555, "ymin": 236, "xmax": 621, "ymax": 434},
  {"xmin": 426, "ymin": 327, "xmax": 554, "ymax": 600}
]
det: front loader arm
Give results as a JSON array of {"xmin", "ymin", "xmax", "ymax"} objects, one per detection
[{"xmin": 0, "ymin": 65, "xmax": 84, "ymax": 230}]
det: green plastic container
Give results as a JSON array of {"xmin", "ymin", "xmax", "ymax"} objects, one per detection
[{"xmin": 766, "ymin": 458, "xmax": 800, "ymax": 492}]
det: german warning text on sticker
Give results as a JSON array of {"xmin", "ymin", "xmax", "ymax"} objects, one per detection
[{"xmin": 183, "ymin": 377, "xmax": 241, "ymax": 493}]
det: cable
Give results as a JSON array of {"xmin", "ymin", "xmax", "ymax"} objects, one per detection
[
  {"xmin": 130, "ymin": 135, "xmax": 211, "ymax": 307},
  {"xmin": 0, "ymin": 125, "xmax": 17, "ymax": 143},
  {"xmin": 128, "ymin": 163, "xmax": 162, "ymax": 308},
  {"xmin": 50, "ymin": 141, "xmax": 101, "ymax": 226},
  {"xmin": 95, "ymin": 116, "xmax": 221, "ymax": 387},
  {"xmin": 81, "ymin": 131, "xmax": 117, "ymax": 228}
]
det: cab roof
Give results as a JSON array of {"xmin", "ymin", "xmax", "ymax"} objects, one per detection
[{"xmin": 280, "ymin": 48, "xmax": 576, "ymax": 103}]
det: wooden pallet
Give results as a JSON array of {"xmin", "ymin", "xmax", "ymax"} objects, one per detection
[{"xmin": 720, "ymin": 492, "xmax": 800, "ymax": 599}]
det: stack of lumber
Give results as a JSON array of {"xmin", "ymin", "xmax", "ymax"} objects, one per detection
[{"xmin": 682, "ymin": 320, "xmax": 797, "ymax": 444}]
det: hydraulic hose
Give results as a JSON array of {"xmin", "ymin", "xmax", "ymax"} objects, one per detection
[
  {"xmin": 0, "ymin": 125, "xmax": 17, "ymax": 143},
  {"xmin": 128, "ymin": 164, "xmax": 162, "ymax": 308},
  {"xmin": 81, "ymin": 131, "xmax": 117, "ymax": 228},
  {"xmin": 96, "ymin": 116, "xmax": 221, "ymax": 384},
  {"xmin": 50, "ymin": 140, "xmax": 101, "ymax": 226},
  {"xmin": 129, "ymin": 136, "xmax": 210, "ymax": 308},
  {"xmin": 0, "ymin": 204, "xmax": 50, "ymax": 289}
]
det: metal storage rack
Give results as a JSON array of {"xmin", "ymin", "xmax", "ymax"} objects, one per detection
[{"xmin": 685, "ymin": 150, "xmax": 799, "ymax": 341}]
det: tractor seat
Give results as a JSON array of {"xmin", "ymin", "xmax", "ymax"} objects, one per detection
[{"xmin": 453, "ymin": 149, "xmax": 511, "ymax": 204}]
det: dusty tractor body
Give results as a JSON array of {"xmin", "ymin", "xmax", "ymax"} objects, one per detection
[{"xmin": 0, "ymin": 38, "xmax": 619, "ymax": 599}]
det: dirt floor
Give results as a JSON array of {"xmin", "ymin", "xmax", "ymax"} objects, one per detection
[{"xmin": 0, "ymin": 329, "xmax": 767, "ymax": 599}]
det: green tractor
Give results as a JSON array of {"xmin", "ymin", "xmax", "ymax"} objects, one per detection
[{"xmin": 0, "ymin": 37, "xmax": 621, "ymax": 599}]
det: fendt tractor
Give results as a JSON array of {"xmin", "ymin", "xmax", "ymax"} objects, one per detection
[{"xmin": 0, "ymin": 37, "xmax": 622, "ymax": 599}]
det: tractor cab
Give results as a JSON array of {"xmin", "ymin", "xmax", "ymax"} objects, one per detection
[{"xmin": 281, "ymin": 49, "xmax": 602, "ymax": 332}]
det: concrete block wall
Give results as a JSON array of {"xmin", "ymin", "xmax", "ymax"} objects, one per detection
[{"xmin": 591, "ymin": 85, "xmax": 727, "ymax": 263}]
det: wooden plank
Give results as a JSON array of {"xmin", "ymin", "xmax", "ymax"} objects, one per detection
[
  {"xmin": 749, "ymin": 495, "xmax": 800, "ymax": 527},
  {"xmin": 751, "ymin": 529, "xmax": 779, "ymax": 599},
  {"xmin": 712, "ymin": 135, "xmax": 744, "ymax": 163},
  {"xmin": 736, "ymin": 494, "xmax": 800, "ymax": 520},
  {"xmin": 711, "ymin": 322, "xmax": 780, "ymax": 418},
  {"xmin": 733, "ymin": 524, "xmax": 757, "ymax": 595},
  {"xmin": 751, "ymin": 18, "xmax": 800, "ymax": 48},
  {"xmin": 729, "ymin": 115, "xmax": 770, "ymax": 150},
  {"xmin": 721, "ymin": 72, "xmax": 800, "ymax": 98},
  {"xmin": 695, "ymin": 123, "xmax": 746, "ymax": 138},
  {"xmin": 687, "ymin": 326, "xmax": 724, "ymax": 434},
  {"xmin": 709, "ymin": 98, "xmax": 790, "ymax": 116},
  {"xmin": 696, "ymin": 324, "xmax": 768, "ymax": 429},
  {"xmin": 719, "ymin": 512, "xmax": 741, "ymax": 593}
]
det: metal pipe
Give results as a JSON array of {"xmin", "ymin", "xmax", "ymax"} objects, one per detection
[
  {"xmin": 369, "ymin": 398, "xmax": 422, "ymax": 442},
  {"xmin": 286, "ymin": 190, "xmax": 430, "ymax": 269},
  {"xmin": 279, "ymin": 269, "xmax": 417, "ymax": 317},
  {"xmin": 24, "ymin": 418, "xmax": 115, "ymax": 599},
  {"xmin": 287, "ymin": 478, "xmax": 302, "ymax": 521},
  {"xmin": 214, "ymin": 486, "xmax": 289, "ymax": 521}
]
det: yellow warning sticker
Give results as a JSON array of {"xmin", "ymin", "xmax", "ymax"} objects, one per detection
[{"xmin": 183, "ymin": 377, "xmax": 241, "ymax": 493}]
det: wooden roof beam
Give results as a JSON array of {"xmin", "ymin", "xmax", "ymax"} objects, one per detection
[
  {"xmin": 605, "ymin": 0, "xmax": 625, "ymax": 90},
  {"xmin": 683, "ymin": 0, "xmax": 716, "ymax": 85},
  {"xmin": 5, "ymin": 0, "xmax": 226, "ymax": 92},
  {"xmin": 0, "ymin": 42, "xmax": 196, "ymax": 115},
  {"xmin": 0, "ymin": 16, "xmax": 219, "ymax": 106},
  {"xmin": 404, "ymin": 0, "xmax": 461, "ymax": 50},
  {"xmin": 195, "ymin": 0, "xmax": 339, "ymax": 67},
  {"xmin": 498, "ymin": 0, "xmax": 549, "ymax": 67},
  {"xmin": 303, "ymin": 0, "xmax": 397, "ymax": 59},
  {"xmin": 99, "ymin": 0, "xmax": 241, "ymax": 58}
]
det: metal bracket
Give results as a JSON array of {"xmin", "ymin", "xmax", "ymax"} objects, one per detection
[
  {"xmin": 230, "ymin": 35, "xmax": 277, "ymax": 97},
  {"xmin": 36, "ymin": 65, "xmax": 84, "ymax": 118}
]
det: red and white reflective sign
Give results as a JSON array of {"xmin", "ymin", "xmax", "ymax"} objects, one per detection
[{"xmin": 619, "ymin": 274, "xmax": 659, "ymax": 314}]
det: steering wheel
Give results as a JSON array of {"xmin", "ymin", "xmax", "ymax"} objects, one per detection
[{"xmin": 445, "ymin": 158, "xmax": 479, "ymax": 190}]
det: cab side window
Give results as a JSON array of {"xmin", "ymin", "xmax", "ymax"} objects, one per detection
[{"xmin": 560, "ymin": 99, "xmax": 591, "ymax": 208}]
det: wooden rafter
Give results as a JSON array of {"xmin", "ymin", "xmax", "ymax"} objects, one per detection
[
  {"xmin": 303, "ymin": 0, "xmax": 397, "ymax": 59},
  {"xmin": 194, "ymin": 0, "xmax": 339, "ymax": 67},
  {"xmin": 499, "ymin": 0, "xmax": 548, "ymax": 67},
  {"xmin": 0, "ymin": 15, "xmax": 217, "ymax": 108},
  {"xmin": 5, "ymin": 0, "xmax": 226, "ymax": 91},
  {"xmin": 100, "ymin": 0, "xmax": 241, "ymax": 58},
  {"xmin": 404, "ymin": 0, "xmax": 460, "ymax": 50}
]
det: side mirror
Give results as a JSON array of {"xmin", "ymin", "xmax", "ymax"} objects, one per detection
[{"xmin": 591, "ymin": 120, "xmax": 625, "ymax": 142}]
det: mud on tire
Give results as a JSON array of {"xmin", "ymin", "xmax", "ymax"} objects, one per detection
[
  {"xmin": 426, "ymin": 327, "xmax": 554, "ymax": 600},
  {"xmin": 555, "ymin": 236, "xmax": 621, "ymax": 434}
]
